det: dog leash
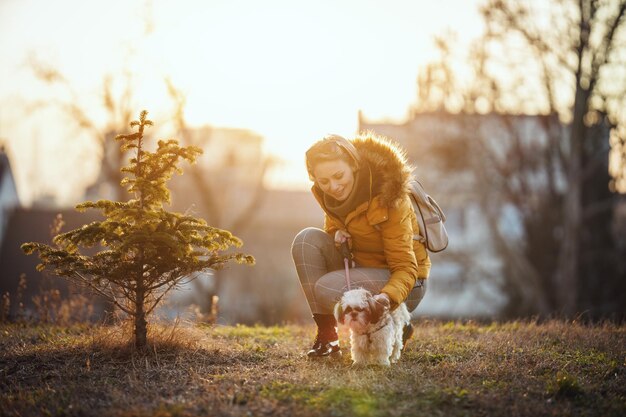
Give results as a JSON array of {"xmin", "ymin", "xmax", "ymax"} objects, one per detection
[{"xmin": 340, "ymin": 241, "xmax": 352, "ymax": 291}]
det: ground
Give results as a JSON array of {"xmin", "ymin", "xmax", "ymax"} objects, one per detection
[{"xmin": 0, "ymin": 320, "xmax": 624, "ymax": 416}]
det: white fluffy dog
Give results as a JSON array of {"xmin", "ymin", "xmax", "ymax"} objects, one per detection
[{"xmin": 334, "ymin": 288, "xmax": 410, "ymax": 366}]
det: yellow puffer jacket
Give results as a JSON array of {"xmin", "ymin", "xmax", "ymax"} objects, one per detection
[{"xmin": 311, "ymin": 134, "xmax": 431, "ymax": 307}]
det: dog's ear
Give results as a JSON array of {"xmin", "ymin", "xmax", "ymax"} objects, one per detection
[
  {"xmin": 367, "ymin": 297, "xmax": 383, "ymax": 324},
  {"xmin": 334, "ymin": 302, "xmax": 345, "ymax": 325}
]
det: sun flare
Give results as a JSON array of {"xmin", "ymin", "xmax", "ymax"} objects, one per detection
[{"xmin": 0, "ymin": 0, "xmax": 484, "ymax": 204}]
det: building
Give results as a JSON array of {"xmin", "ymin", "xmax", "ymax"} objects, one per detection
[
  {"xmin": 0, "ymin": 147, "xmax": 20, "ymax": 252},
  {"xmin": 358, "ymin": 110, "xmax": 566, "ymax": 318}
]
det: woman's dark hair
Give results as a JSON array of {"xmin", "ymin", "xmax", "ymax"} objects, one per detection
[{"xmin": 305, "ymin": 134, "xmax": 361, "ymax": 180}]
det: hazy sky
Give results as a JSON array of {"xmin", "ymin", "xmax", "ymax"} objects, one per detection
[{"xmin": 0, "ymin": 0, "xmax": 484, "ymax": 205}]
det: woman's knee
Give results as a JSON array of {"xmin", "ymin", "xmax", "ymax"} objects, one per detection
[
  {"xmin": 313, "ymin": 272, "xmax": 345, "ymax": 311},
  {"xmin": 291, "ymin": 227, "xmax": 331, "ymax": 256}
]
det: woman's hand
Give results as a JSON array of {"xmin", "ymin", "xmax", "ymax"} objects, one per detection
[
  {"xmin": 370, "ymin": 293, "xmax": 391, "ymax": 318},
  {"xmin": 334, "ymin": 229, "xmax": 351, "ymax": 246},
  {"xmin": 373, "ymin": 293, "xmax": 391, "ymax": 310}
]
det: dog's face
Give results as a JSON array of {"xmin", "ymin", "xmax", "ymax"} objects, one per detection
[{"xmin": 334, "ymin": 288, "xmax": 383, "ymax": 332}]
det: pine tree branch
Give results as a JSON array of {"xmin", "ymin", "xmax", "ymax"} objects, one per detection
[
  {"xmin": 145, "ymin": 281, "xmax": 178, "ymax": 315},
  {"xmin": 71, "ymin": 271, "xmax": 134, "ymax": 316}
]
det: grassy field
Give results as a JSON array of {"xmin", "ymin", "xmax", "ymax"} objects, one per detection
[{"xmin": 0, "ymin": 320, "xmax": 624, "ymax": 417}]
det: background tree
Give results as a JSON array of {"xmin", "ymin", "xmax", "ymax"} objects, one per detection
[
  {"xmin": 27, "ymin": 57, "xmax": 137, "ymax": 201},
  {"xmin": 166, "ymin": 80, "xmax": 273, "ymax": 233},
  {"xmin": 22, "ymin": 111, "xmax": 254, "ymax": 349},
  {"xmin": 413, "ymin": 0, "xmax": 626, "ymax": 318},
  {"xmin": 483, "ymin": 0, "xmax": 626, "ymax": 316},
  {"xmin": 166, "ymin": 81, "xmax": 274, "ymax": 315}
]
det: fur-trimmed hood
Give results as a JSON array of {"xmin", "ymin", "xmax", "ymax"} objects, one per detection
[{"xmin": 352, "ymin": 133, "xmax": 413, "ymax": 208}]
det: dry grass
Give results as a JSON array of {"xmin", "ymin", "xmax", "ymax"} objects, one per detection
[{"xmin": 0, "ymin": 319, "xmax": 624, "ymax": 417}]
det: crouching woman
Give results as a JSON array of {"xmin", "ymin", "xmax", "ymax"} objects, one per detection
[{"xmin": 291, "ymin": 133, "xmax": 431, "ymax": 358}]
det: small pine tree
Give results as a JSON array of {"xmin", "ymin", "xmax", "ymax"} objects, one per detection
[{"xmin": 22, "ymin": 110, "xmax": 254, "ymax": 349}]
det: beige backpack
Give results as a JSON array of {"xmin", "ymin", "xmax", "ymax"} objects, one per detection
[{"xmin": 408, "ymin": 179, "xmax": 449, "ymax": 252}]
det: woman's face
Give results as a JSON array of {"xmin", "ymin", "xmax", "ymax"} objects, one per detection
[{"xmin": 312, "ymin": 158, "xmax": 355, "ymax": 201}]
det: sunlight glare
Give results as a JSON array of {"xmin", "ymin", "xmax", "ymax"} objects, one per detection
[{"xmin": 0, "ymin": 0, "xmax": 484, "ymax": 203}]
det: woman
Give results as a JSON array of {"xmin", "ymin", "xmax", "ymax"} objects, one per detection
[{"xmin": 291, "ymin": 133, "xmax": 431, "ymax": 358}]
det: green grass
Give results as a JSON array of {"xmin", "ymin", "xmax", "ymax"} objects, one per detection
[{"xmin": 0, "ymin": 320, "xmax": 624, "ymax": 416}]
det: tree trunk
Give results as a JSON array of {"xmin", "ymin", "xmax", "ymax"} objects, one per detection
[
  {"xmin": 555, "ymin": 87, "xmax": 588, "ymax": 315},
  {"xmin": 553, "ymin": 2, "xmax": 593, "ymax": 316},
  {"xmin": 134, "ymin": 281, "xmax": 147, "ymax": 350}
]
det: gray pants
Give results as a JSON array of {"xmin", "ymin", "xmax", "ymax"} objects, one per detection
[{"xmin": 291, "ymin": 227, "xmax": 427, "ymax": 315}]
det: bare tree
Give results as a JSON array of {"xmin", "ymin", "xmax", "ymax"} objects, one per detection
[
  {"xmin": 166, "ymin": 79, "xmax": 273, "ymax": 233},
  {"xmin": 166, "ymin": 81, "xmax": 274, "ymax": 314},
  {"xmin": 27, "ymin": 57, "xmax": 136, "ymax": 201},
  {"xmin": 414, "ymin": 0, "xmax": 626, "ymax": 317},
  {"xmin": 482, "ymin": 0, "xmax": 626, "ymax": 315}
]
